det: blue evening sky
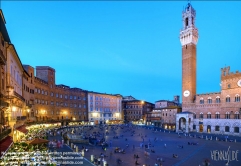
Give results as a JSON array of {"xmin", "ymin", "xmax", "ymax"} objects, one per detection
[{"xmin": 1, "ymin": 1, "xmax": 241, "ymax": 103}]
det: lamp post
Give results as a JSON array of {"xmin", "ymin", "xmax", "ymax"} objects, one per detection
[{"xmin": 141, "ymin": 100, "xmax": 144, "ymax": 125}]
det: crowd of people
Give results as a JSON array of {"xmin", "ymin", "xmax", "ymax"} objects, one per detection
[{"xmin": 66, "ymin": 124, "xmax": 170, "ymax": 166}]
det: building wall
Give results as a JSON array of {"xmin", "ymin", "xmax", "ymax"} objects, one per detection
[
  {"xmin": 182, "ymin": 68, "xmax": 241, "ymax": 135},
  {"xmin": 0, "ymin": 28, "xmax": 8, "ymax": 133},
  {"xmin": 6, "ymin": 44, "xmax": 25, "ymax": 122},
  {"xmin": 88, "ymin": 92, "xmax": 122, "ymax": 124},
  {"xmin": 161, "ymin": 107, "xmax": 181, "ymax": 129},
  {"xmin": 22, "ymin": 65, "xmax": 35, "ymax": 119},
  {"xmin": 33, "ymin": 67, "xmax": 88, "ymax": 123},
  {"xmin": 6, "ymin": 45, "xmax": 22, "ymax": 96},
  {"xmin": 147, "ymin": 107, "xmax": 181, "ymax": 129},
  {"xmin": 155, "ymin": 101, "xmax": 177, "ymax": 108},
  {"xmin": 123, "ymin": 100, "xmax": 154, "ymax": 123}
]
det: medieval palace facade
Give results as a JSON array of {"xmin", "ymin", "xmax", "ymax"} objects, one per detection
[{"xmin": 176, "ymin": 3, "xmax": 241, "ymax": 135}]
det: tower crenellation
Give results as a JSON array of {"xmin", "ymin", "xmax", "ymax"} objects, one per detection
[
  {"xmin": 221, "ymin": 66, "xmax": 230, "ymax": 77},
  {"xmin": 221, "ymin": 66, "xmax": 241, "ymax": 80}
]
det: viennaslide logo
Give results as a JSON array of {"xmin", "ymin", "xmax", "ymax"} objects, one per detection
[{"xmin": 210, "ymin": 146, "xmax": 239, "ymax": 164}]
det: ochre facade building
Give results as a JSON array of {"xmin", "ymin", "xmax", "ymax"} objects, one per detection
[{"xmin": 32, "ymin": 66, "xmax": 88, "ymax": 125}]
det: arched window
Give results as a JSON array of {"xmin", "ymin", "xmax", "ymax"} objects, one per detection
[
  {"xmin": 207, "ymin": 112, "xmax": 211, "ymax": 119},
  {"xmin": 193, "ymin": 113, "xmax": 196, "ymax": 119},
  {"xmin": 226, "ymin": 95, "xmax": 230, "ymax": 102},
  {"xmin": 215, "ymin": 112, "xmax": 220, "ymax": 119},
  {"xmin": 225, "ymin": 112, "xmax": 230, "ymax": 119},
  {"xmin": 200, "ymin": 98, "xmax": 204, "ymax": 104},
  {"xmin": 207, "ymin": 97, "xmax": 212, "ymax": 104},
  {"xmin": 185, "ymin": 17, "xmax": 188, "ymax": 27},
  {"xmin": 199, "ymin": 112, "xmax": 203, "ymax": 119},
  {"xmin": 216, "ymin": 96, "xmax": 221, "ymax": 103},
  {"xmin": 235, "ymin": 94, "xmax": 240, "ymax": 102},
  {"xmin": 235, "ymin": 112, "xmax": 240, "ymax": 119}
]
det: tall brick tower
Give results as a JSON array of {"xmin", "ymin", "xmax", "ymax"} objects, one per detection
[
  {"xmin": 36, "ymin": 66, "xmax": 55, "ymax": 88},
  {"xmin": 180, "ymin": 3, "xmax": 198, "ymax": 105}
]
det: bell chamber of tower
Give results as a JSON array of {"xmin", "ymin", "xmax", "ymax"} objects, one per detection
[{"xmin": 180, "ymin": 3, "xmax": 199, "ymax": 106}]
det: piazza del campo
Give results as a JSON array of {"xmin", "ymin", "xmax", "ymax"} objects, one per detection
[{"xmin": 0, "ymin": 2, "xmax": 241, "ymax": 166}]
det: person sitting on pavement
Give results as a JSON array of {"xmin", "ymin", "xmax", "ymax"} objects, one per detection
[
  {"xmin": 173, "ymin": 154, "xmax": 178, "ymax": 158},
  {"xmin": 135, "ymin": 160, "xmax": 140, "ymax": 165},
  {"xmin": 117, "ymin": 158, "xmax": 122, "ymax": 163}
]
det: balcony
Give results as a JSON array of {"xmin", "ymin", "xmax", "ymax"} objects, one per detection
[
  {"xmin": 26, "ymin": 103, "xmax": 33, "ymax": 108},
  {"xmin": 14, "ymin": 91, "xmax": 25, "ymax": 102},
  {"xmin": 146, "ymin": 117, "xmax": 161, "ymax": 121}
]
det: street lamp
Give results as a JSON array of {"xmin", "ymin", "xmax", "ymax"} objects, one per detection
[
  {"xmin": 12, "ymin": 106, "xmax": 16, "ymax": 120},
  {"xmin": 27, "ymin": 109, "xmax": 30, "ymax": 120}
]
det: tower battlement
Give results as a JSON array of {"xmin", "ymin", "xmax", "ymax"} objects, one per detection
[{"xmin": 221, "ymin": 66, "xmax": 241, "ymax": 80}]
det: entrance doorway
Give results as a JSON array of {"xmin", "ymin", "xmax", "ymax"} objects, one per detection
[
  {"xmin": 199, "ymin": 124, "xmax": 203, "ymax": 132},
  {"xmin": 207, "ymin": 125, "xmax": 211, "ymax": 133},
  {"xmin": 179, "ymin": 118, "xmax": 186, "ymax": 131}
]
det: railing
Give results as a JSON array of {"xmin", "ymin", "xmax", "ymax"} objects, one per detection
[
  {"xmin": 17, "ymin": 116, "xmax": 27, "ymax": 120},
  {"xmin": 0, "ymin": 128, "xmax": 11, "ymax": 141}
]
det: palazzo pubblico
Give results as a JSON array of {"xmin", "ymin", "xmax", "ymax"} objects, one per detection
[{"xmin": 176, "ymin": 3, "xmax": 241, "ymax": 135}]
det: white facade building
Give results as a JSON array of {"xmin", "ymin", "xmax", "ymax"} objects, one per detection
[{"xmin": 88, "ymin": 92, "xmax": 122, "ymax": 124}]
